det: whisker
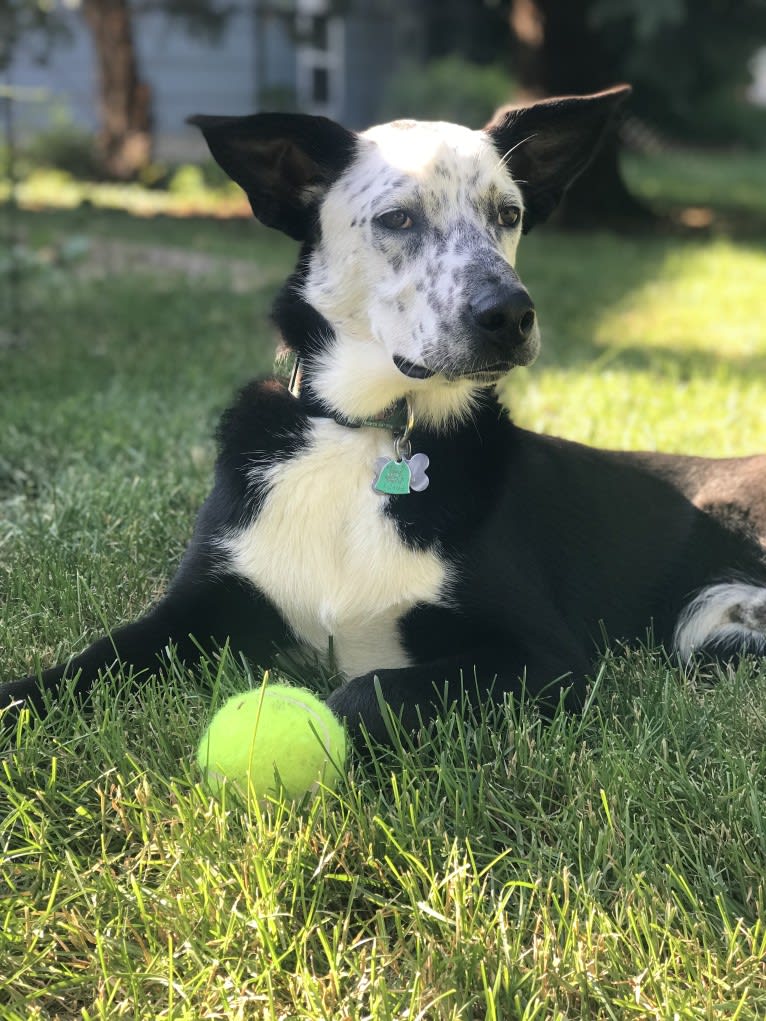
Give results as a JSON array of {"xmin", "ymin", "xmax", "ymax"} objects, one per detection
[{"xmin": 496, "ymin": 133, "xmax": 537, "ymax": 171}]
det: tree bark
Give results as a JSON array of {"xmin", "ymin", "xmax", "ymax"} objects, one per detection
[
  {"xmin": 509, "ymin": 0, "xmax": 655, "ymax": 229},
  {"xmin": 82, "ymin": 0, "xmax": 153, "ymax": 180}
]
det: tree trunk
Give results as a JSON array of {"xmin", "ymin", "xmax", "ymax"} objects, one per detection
[
  {"xmin": 509, "ymin": 0, "xmax": 655, "ymax": 229},
  {"xmin": 82, "ymin": 0, "xmax": 152, "ymax": 180}
]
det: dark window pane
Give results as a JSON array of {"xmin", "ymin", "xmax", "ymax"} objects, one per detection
[
  {"xmin": 312, "ymin": 66, "xmax": 329, "ymax": 103},
  {"xmin": 310, "ymin": 16, "xmax": 328, "ymax": 50}
]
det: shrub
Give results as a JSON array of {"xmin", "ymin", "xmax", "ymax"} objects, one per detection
[
  {"xmin": 682, "ymin": 90, "xmax": 766, "ymax": 148},
  {"xmin": 379, "ymin": 56, "xmax": 515, "ymax": 128},
  {"xmin": 167, "ymin": 161, "xmax": 240, "ymax": 197},
  {"xmin": 23, "ymin": 123, "xmax": 100, "ymax": 179},
  {"xmin": 167, "ymin": 163, "xmax": 207, "ymax": 196}
]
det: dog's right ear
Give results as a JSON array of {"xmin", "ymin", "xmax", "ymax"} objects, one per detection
[
  {"xmin": 485, "ymin": 86, "xmax": 631, "ymax": 232},
  {"xmin": 188, "ymin": 113, "xmax": 358, "ymax": 240}
]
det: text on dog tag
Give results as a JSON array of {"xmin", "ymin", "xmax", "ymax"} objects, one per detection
[
  {"xmin": 373, "ymin": 458, "xmax": 411, "ymax": 495},
  {"xmin": 372, "ymin": 453, "xmax": 430, "ymax": 495}
]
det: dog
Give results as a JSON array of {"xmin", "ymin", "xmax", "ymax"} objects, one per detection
[{"xmin": 3, "ymin": 86, "xmax": 766, "ymax": 744}]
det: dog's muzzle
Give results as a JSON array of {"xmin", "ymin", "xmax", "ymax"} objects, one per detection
[{"xmin": 393, "ymin": 278, "xmax": 540, "ymax": 383}]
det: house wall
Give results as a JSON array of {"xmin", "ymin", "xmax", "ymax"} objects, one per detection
[
  {"xmin": 749, "ymin": 48, "xmax": 766, "ymax": 105},
  {"xmin": 8, "ymin": 6, "xmax": 297, "ymax": 161},
  {"xmin": 343, "ymin": 11, "xmax": 396, "ymax": 128},
  {"xmin": 9, "ymin": 12, "xmax": 98, "ymax": 136},
  {"xmin": 6, "ymin": 3, "xmax": 424, "ymax": 161},
  {"xmin": 343, "ymin": 1, "xmax": 425, "ymax": 128}
]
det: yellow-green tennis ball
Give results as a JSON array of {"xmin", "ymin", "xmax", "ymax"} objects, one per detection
[{"xmin": 196, "ymin": 686, "xmax": 347, "ymax": 802}]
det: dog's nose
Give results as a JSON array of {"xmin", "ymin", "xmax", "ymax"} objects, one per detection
[{"xmin": 470, "ymin": 285, "xmax": 536, "ymax": 347}]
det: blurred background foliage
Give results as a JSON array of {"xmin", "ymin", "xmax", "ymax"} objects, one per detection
[
  {"xmin": 378, "ymin": 56, "xmax": 514, "ymax": 126},
  {"xmin": 0, "ymin": 0, "xmax": 765, "ymax": 228}
]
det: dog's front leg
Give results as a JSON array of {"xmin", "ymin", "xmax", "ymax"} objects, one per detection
[
  {"xmin": 1, "ymin": 557, "xmax": 289, "ymax": 722},
  {"xmin": 327, "ymin": 646, "xmax": 586, "ymax": 746},
  {"xmin": 1, "ymin": 604, "xmax": 201, "ymax": 716}
]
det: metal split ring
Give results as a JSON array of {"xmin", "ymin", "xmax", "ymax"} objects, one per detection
[
  {"xmin": 394, "ymin": 436, "xmax": 411, "ymax": 461},
  {"xmin": 394, "ymin": 397, "xmax": 415, "ymax": 461}
]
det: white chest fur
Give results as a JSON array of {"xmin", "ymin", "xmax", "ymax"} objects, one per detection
[{"xmin": 217, "ymin": 419, "xmax": 449, "ymax": 678}]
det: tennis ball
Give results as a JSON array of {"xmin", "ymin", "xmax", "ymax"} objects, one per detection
[{"xmin": 196, "ymin": 685, "xmax": 347, "ymax": 802}]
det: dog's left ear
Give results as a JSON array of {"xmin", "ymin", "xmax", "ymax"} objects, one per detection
[
  {"xmin": 188, "ymin": 112, "xmax": 358, "ymax": 240},
  {"xmin": 485, "ymin": 85, "xmax": 631, "ymax": 232}
]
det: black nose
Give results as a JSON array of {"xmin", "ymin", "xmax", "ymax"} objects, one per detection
[{"xmin": 470, "ymin": 284, "xmax": 536, "ymax": 347}]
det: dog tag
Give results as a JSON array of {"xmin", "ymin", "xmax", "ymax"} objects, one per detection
[
  {"xmin": 373, "ymin": 453, "xmax": 430, "ymax": 495},
  {"xmin": 373, "ymin": 458, "xmax": 411, "ymax": 494}
]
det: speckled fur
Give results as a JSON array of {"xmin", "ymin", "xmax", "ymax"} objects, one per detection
[{"xmin": 302, "ymin": 120, "xmax": 538, "ymax": 427}]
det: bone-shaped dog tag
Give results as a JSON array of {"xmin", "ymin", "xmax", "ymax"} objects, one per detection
[
  {"xmin": 406, "ymin": 452, "xmax": 430, "ymax": 492},
  {"xmin": 373, "ymin": 453, "xmax": 430, "ymax": 495}
]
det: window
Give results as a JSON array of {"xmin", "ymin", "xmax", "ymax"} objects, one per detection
[
  {"xmin": 311, "ymin": 66, "xmax": 329, "ymax": 104},
  {"xmin": 295, "ymin": 1, "xmax": 344, "ymax": 119},
  {"xmin": 309, "ymin": 15, "xmax": 328, "ymax": 50}
]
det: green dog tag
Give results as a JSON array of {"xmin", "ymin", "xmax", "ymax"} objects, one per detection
[{"xmin": 373, "ymin": 458, "xmax": 412, "ymax": 495}]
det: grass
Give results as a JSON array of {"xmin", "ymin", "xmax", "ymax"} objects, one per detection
[
  {"xmin": 507, "ymin": 233, "xmax": 766, "ymax": 454},
  {"xmin": 1, "ymin": 199, "xmax": 766, "ymax": 1018}
]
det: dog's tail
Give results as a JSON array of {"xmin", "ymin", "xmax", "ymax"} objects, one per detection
[{"xmin": 673, "ymin": 581, "xmax": 766, "ymax": 661}]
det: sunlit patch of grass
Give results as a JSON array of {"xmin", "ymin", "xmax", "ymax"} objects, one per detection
[
  {"xmin": 592, "ymin": 241, "xmax": 766, "ymax": 358},
  {"xmin": 511, "ymin": 368, "xmax": 766, "ymax": 454},
  {"xmin": 1, "ymin": 167, "xmax": 251, "ymax": 218},
  {"xmin": 506, "ymin": 234, "xmax": 766, "ymax": 453}
]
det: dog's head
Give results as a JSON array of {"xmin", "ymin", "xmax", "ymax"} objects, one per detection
[{"xmin": 191, "ymin": 87, "xmax": 629, "ymax": 425}]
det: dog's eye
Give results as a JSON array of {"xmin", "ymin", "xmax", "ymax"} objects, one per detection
[
  {"xmin": 376, "ymin": 209, "xmax": 414, "ymax": 230},
  {"xmin": 497, "ymin": 204, "xmax": 521, "ymax": 228}
]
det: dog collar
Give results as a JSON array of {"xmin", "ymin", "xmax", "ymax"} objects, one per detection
[
  {"xmin": 275, "ymin": 351, "xmax": 430, "ymax": 495},
  {"xmin": 276, "ymin": 351, "xmax": 411, "ymax": 434}
]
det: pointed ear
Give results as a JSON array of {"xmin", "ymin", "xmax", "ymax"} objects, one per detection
[
  {"xmin": 484, "ymin": 85, "xmax": 631, "ymax": 232},
  {"xmin": 188, "ymin": 112, "xmax": 358, "ymax": 240}
]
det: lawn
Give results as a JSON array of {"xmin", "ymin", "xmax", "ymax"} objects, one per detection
[{"xmin": 1, "ymin": 196, "xmax": 766, "ymax": 1019}]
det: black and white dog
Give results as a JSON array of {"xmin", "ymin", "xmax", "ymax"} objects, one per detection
[{"xmin": 3, "ymin": 87, "xmax": 766, "ymax": 742}]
